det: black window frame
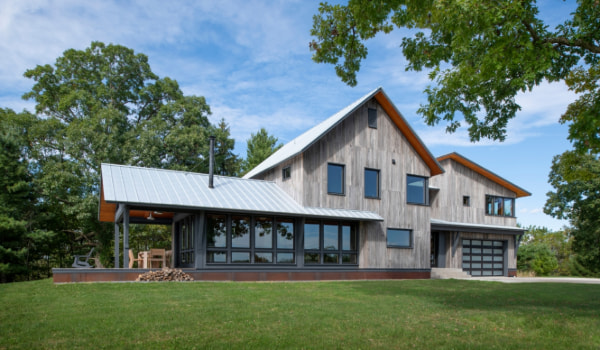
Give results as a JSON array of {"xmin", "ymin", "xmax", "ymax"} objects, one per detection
[
  {"xmin": 303, "ymin": 220, "xmax": 358, "ymax": 265},
  {"xmin": 368, "ymin": 107, "xmax": 377, "ymax": 129},
  {"xmin": 282, "ymin": 166, "xmax": 291, "ymax": 181},
  {"xmin": 327, "ymin": 163, "xmax": 345, "ymax": 195},
  {"xmin": 485, "ymin": 195, "xmax": 516, "ymax": 217},
  {"xmin": 406, "ymin": 174, "xmax": 429, "ymax": 205},
  {"xmin": 386, "ymin": 228, "xmax": 413, "ymax": 248},
  {"xmin": 463, "ymin": 196, "xmax": 470, "ymax": 207},
  {"xmin": 364, "ymin": 168, "xmax": 380, "ymax": 199}
]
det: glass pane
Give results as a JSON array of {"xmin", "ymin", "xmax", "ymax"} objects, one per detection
[
  {"xmin": 493, "ymin": 241, "xmax": 504, "ymax": 247},
  {"xmin": 486, "ymin": 196, "xmax": 493, "ymax": 215},
  {"xmin": 342, "ymin": 225, "xmax": 356, "ymax": 251},
  {"xmin": 483, "ymin": 249, "xmax": 493, "ymax": 254},
  {"xmin": 482, "ymin": 241, "xmax": 492, "ymax": 246},
  {"xmin": 504, "ymin": 198, "xmax": 513, "ymax": 216},
  {"xmin": 493, "ymin": 270, "xmax": 503, "ymax": 276},
  {"xmin": 494, "ymin": 256, "xmax": 503, "ymax": 262},
  {"xmin": 472, "ymin": 248, "xmax": 481, "ymax": 254},
  {"xmin": 254, "ymin": 252, "xmax": 273, "ymax": 263},
  {"xmin": 494, "ymin": 197, "xmax": 503, "ymax": 215},
  {"xmin": 364, "ymin": 169, "xmax": 379, "ymax": 198},
  {"xmin": 231, "ymin": 216, "xmax": 250, "ymax": 248},
  {"xmin": 207, "ymin": 251, "xmax": 226, "ymax": 263},
  {"xmin": 254, "ymin": 217, "xmax": 273, "ymax": 249},
  {"xmin": 323, "ymin": 253, "xmax": 338, "ymax": 264},
  {"xmin": 327, "ymin": 164, "xmax": 344, "ymax": 194},
  {"xmin": 472, "ymin": 240, "xmax": 481, "ymax": 246},
  {"xmin": 368, "ymin": 107, "xmax": 377, "ymax": 128},
  {"xmin": 472, "ymin": 263, "xmax": 481, "ymax": 269},
  {"xmin": 483, "ymin": 256, "xmax": 492, "ymax": 261},
  {"xmin": 462, "ymin": 263, "xmax": 470, "ymax": 268},
  {"xmin": 323, "ymin": 224, "xmax": 338, "ymax": 250},
  {"xmin": 304, "ymin": 252, "xmax": 320, "ymax": 264},
  {"xmin": 407, "ymin": 175, "xmax": 426, "ymax": 204},
  {"xmin": 304, "ymin": 223, "xmax": 320, "ymax": 250},
  {"xmin": 462, "ymin": 255, "xmax": 470, "ymax": 261},
  {"xmin": 277, "ymin": 253, "xmax": 294, "ymax": 264},
  {"xmin": 462, "ymin": 239, "xmax": 471, "ymax": 245},
  {"xmin": 494, "ymin": 249, "xmax": 503, "ymax": 255},
  {"xmin": 494, "ymin": 263, "xmax": 503, "ymax": 269},
  {"xmin": 207, "ymin": 215, "xmax": 227, "ymax": 248},
  {"xmin": 472, "ymin": 255, "xmax": 481, "ymax": 261},
  {"xmin": 342, "ymin": 254, "xmax": 357, "ymax": 264},
  {"xmin": 482, "ymin": 270, "xmax": 492, "ymax": 276},
  {"xmin": 231, "ymin": 252, "xmax": 250, "ymax": 263},
  {"xmin": 483, "ymin": 263, "xmax": 492, "ymax": 269},
  {"xmin": 387, "ymin": 229, "xmax": 411, "ymax": 247},
  {"xmin": 472, "ymin": 270, "xmax": 481, "ymax": 276},
  {"xmin": 464, "ymin": 248, "xmax": 470, "ymax": 254},
  {"xmin": 277, "ymin": 219, "xmax": 295, "ymax": 249}
]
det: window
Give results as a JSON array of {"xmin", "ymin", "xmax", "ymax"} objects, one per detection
[
  {"xmin": 485, "ymin": 195, "xmax": 515, "ymax": 217},
  {"xmin": 368, "ymin": 108, "xmax": 377, "ymax": 128},
  {"xmin": 177, "ymin": 216, "xmax": 195, "ymax": 267},
  {"xmin": 304, "ymin": 221, "xmax": 358, "ymax": 265},
  {"xmin": 327, "ymin": 163, "xmax": 345, "ymax": 195},
  {"xmin": 387, "ymin": 228, "xmax": 412, "ymax": 248},
  {"xmin": 463, "ymin": 196, "xmax": 470, "ymax": 207},
  {"xmin": 206, "ymin": 214, "xmax": 295, "ymax": 264},
  {"xmin": 282, "ymin": 166, "xmax": 291, "ymax": 180},
  {"xmin": 364, "ymin": 168, "xmax": 380, "ymax": 199},
  {"xmin": 407, "ymin": 175, "xmax": 428, "ymax": 205}
]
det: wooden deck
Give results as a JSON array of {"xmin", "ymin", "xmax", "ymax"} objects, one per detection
[{"xmin": 52, "ymin": 268, "xmax": 431, "ymax": 283}]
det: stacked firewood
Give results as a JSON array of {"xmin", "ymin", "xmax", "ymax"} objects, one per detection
[{"xmin": 136, "ymin": 268, "xmax": 194, "ymax": 282}]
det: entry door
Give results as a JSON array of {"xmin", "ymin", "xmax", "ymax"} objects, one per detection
[{"xmin": 462, "ymin": 239, "xmax": 504, "ymax": 276}]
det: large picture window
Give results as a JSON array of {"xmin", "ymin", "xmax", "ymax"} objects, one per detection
[
  {"xmin": 485, "ymin": 195, "xmax": 515, "ymax": 217},
  {"xmin": 206, "ymin": 214, "xmax": 295, "ymax": 264},
  {"xmin": 364, "ymin": 168, "xmax": 380, "ymax": 199},
  {"xmin": 327, "ymin": 163, "xmax": 345, "ymax": 195},
  {"xmin": 387, "ymin": 228, "xmax": 412, "ymax": 248},
  {"xmin": 304, "ymin": 221, "xmax": 358, "ymax": 265},
  {"xmin": 407, "ymin": 175, "xmax": 428, "ymax": 205}
]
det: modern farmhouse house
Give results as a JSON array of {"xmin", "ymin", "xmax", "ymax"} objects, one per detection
[{"xmin": 54, "ymin": 87, "xmax": 529, "ymax": 282}]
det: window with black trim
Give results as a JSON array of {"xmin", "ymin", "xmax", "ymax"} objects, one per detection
[
  {"xmin": 368, "ymin": 108, "xmax": 377, "ymax": 129},
  {"xmin": 282, "ymin": 166, "xmax": 291, "ymax": 180},
  {"xmin": 206, "ymin": 214, "xmax": 295, "ymax": 264},
  {"xmin": 304, "ymin": 221, "xmax": 358, "ymax": 265},
  {"xmin": 463, "ymin": 196, "xmax": 470, "ymax": 207},
  {"xmin": 387, "ymin": 228, "xmax": 412, "ymax": 248},
  {"xmin": 485, "ymin": 195, "xmax": 515, "ymax": 217},
  {"xmin": 327, "ymin": 163, "xmax": 345, "ymax": 195},
  {"xmin": 407, "ymin": 175, "xmax": 428, "ymax": 205},
  {"xmin": 364, "ymin": 168, "xmax": 380, "ymax": 199}
]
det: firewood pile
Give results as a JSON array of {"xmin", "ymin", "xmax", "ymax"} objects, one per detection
[{"xmin": 136, "ymin": 268, "xmax": 194, "ymax": 282}]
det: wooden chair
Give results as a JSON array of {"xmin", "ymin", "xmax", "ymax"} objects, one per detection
[
  {"xmin": 148, "ymin": 249, "xmax": 166, "ymax": 268},
  {"xmin": 128, "ymin": 249, "xmax": 143, "ymax": 269}
]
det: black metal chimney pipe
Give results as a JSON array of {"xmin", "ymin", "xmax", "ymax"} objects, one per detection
[{"xmin": 209, "ymin": 135, "xmax": 215, "ymax": 189}]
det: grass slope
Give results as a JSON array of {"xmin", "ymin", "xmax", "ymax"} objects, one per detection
[{"xmin": 1, "ymin": 279, "xmax": 599, "ymax": 349}]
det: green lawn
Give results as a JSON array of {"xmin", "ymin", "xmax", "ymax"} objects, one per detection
[{"xmin": 1, "ymin": 279, "xmax": 599, "ymax": 349}]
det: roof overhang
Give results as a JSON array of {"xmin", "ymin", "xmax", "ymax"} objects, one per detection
[
  {"xmin": 431, "ymin": 219, "xmax": 525, "ymax": 235},
  {"xmin": 437, "ymin": 152, "xmax": 531, "ymax": 198}
]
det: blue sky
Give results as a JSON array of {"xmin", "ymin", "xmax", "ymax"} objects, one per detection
[{"xmin": 0, "ymin": 0, "xmax": 579, "ymax": 230}]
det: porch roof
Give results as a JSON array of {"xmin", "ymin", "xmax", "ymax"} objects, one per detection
[
  {"xmin": 431, "ymin": 218, "xmax": 525, "ymax": 235},
  {"xmin": 99, "ymin": 163, "xmax": 383, "ymax": 222}
]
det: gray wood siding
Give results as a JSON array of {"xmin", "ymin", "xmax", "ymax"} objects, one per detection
[
  {"xmin": 429, "ymin": 159, "xmax": 518, "ymax": 227},
  {"xmin": 299, "ymin": 99, "xmax": 432, "ymax": 269},
  {"xmin": 258, "ymin": 154, "xmax": 305, "ymax": 205}
]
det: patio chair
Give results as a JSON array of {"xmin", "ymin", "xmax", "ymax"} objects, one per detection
[
  {"xmin": 148, "ymin": 248, "xmax": 166, "ymax": 268},
  {"xmin": 128, "ymin": 249, "xmax": 143, "ymax": 269},
  {"xmin": 72, "ymin": 248, "xmax": 96, "ymax": 268}
]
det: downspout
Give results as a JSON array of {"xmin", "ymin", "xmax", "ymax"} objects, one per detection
[{"xmin": 209, "ymin": 135, "xmax": 215, "ymax": 189}]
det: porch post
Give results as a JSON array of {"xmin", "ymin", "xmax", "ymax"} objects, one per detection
[
  {"xmin": 114, "ymin": 222, "xmax": 120, "ymax": 268},
  {"xmin": 123, "ymin": 206, "xmax": 130, "ymax": 269}
]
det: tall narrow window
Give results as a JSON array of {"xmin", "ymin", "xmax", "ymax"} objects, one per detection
[
  {"xmin": 368, "ymin": 108, "xmax": 377, "ymax": 128},
  {"xmin": 407, "ymin": 175, "xmax": 428, "ymax": 205},
  {"xmin": 327, "ymin": 163, "xmax": 345, "ymax": 195},
  {"xmin": 282, "ymin": 166, "xmax": 291, "ymax": 180},
  {"xmin": 364, "ymin": 168, "xmax": 380, "ymax": 198}
]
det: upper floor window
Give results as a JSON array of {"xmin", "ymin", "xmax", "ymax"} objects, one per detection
[
  {"xmin": 368, "ymin": 108, "xmax": 377, "ymax": 129},
  {"xmin": 407, "ymin": 175, "xmax": 428, "ymax": 205},
  {"xmin": 463, "ymin": 196, "xmax": 470, "ymax": 207},
  {"xmin": 327, "ymin": 163, "xmax": 345, "ymax": 195},
  {"xmin": 364, "ymin": 168, "xmax": 380, "ymax": 199},
  {"xmin": 485, "ymin": 195, "xmax": 515, "ymax": 217},
  {"xmin": 282, "ymin": 166, "xmax": 291, "ymax": 180}
]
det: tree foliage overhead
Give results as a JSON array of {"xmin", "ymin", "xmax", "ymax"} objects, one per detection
[
  {"xmin": 241, "ymin": 128, "xmax": 283, "ymax": 176},
  {"xmin": 310, "ymin": 0, "xmax": 600, "ymax": 146}
]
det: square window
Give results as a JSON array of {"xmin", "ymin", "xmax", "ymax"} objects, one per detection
[
  {"xmin": 387, "ymin": 228, "xmax": 412, "ymax": 248},
  {"xmin": 327, "ymin": 163, "xmax": 345, "ymax": 195},
  {"xmin": 282, "ymin": 166, "xmax": 291, "ymax": 180},
  {"xmin": 364, "ymin": 168, "xmax": 380, "ymax": 198},
  {"xmin": 407, "ymin": 175, "xmax": 428, "ymax": 205},
  {"xmin": 463, "ymin": 196, "xmax": 470, "ymax": 206},
  {"xmin": 368, "ymin": 108, "xmax": 377, "ymax": 129}
]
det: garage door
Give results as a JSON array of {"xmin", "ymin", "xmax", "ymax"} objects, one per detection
[{"xmin": 462, "ymin": 239, "xmax": 505, "ymax": 276}]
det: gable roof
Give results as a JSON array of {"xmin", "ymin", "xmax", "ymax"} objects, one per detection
[
  {"xmin": 99, "ymin": 163, "xmax": 383, "ymax": 222},
  {"xmin": 436, "ymin": 152, "xmax": 531, "ymax": 198},
  {"xmin": 243, "ymin": 87, "xmax": 444, "ymax": 179}
]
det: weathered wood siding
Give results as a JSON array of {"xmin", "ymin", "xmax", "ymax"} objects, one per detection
[
  {"xmin": 429, "ymin": 159, "xmax": 518, "ymax": 227},
  {"xmin": 298, "ymin": 98, "xmax": 432, "ymax": 269},
  {"xmin": 259, "ymin": 154, "xmax": 305, "ymax": 205}
]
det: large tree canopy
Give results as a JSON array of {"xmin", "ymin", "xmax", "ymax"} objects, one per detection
[{"xmin": 310, "ymin": 0, "xmax": 600, "ymax": 146}]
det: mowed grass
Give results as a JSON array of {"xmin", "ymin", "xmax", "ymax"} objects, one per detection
[{"xmin": 1, "ymin": 279, "xmax": 599, "ymax": 349}]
